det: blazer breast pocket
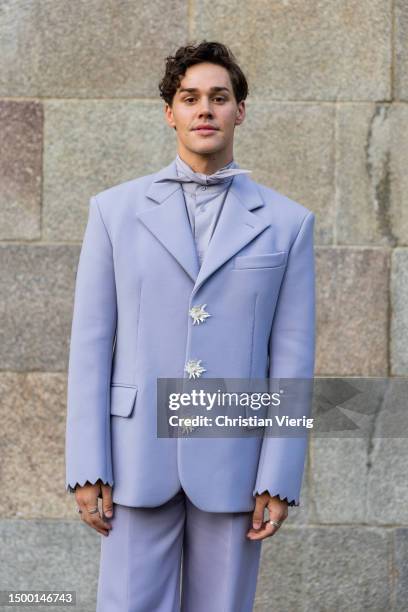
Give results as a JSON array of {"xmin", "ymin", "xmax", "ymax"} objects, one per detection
[
  {"xmin": 110, "ymin": 383, "xmax": 138, "ymax": 417},
  {"xmin": 233, "ymin": 251, "xmax": 288, "ymax": 270}
]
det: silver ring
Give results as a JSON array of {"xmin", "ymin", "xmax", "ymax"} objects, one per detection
[{"xmin": 269, "ymin": 520, "xmax": 282, "ymax": 528}]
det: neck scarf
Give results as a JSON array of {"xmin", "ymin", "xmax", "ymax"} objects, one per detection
[{"xmin": 170, "ymin": 154, "xmax": 252, "ymax": 186}]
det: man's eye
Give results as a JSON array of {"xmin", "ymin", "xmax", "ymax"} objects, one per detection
[{"xmin": 184, "ymin": 97, "xmax": 226, "ymax": 103}]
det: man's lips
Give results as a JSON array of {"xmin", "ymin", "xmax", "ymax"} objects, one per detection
[{"xmin": 193, "ymin": 127, "xmax": 219, "ymax": 134}]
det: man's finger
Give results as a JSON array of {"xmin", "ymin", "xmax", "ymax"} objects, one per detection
[
  {"xmin": 267, "ymin": 496, "xmax": 288, "ymax": 523},
  {"xmin": 101, "ymin": 484, "xmax": 114, "ymax": 518},
  {"xmin": 251, "ymin": 495, "xmax": 267, "ymax": 530},
  {"xmin": 247, "ymin": 520, "xmax": 280, "ymax": 540},
  {"xmin": 83, "ymin": 499, "xmax": 112, "ymax": 535}
]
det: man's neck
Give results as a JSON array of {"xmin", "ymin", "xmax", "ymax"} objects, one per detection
[{"xmin": 176, "ymin": 150, "xmax": 234, "ymax": 175}]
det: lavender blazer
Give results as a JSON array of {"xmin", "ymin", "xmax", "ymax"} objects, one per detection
[{"xmin": 65, "ymin": 159, "xmax": 316, "ymax": 512}]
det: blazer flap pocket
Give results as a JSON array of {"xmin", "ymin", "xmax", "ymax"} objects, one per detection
[
  {"xmin": 234, "ymin": 251, "xmax": 288, "ymax": 270},
  {"xmin": 110, "ymin": 384, "xmax": 138, "ymax": 417}
]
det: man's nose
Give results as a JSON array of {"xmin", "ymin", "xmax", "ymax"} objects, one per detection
[{"xmin": 197, "ymin": 100, "xmax": 213, "ymax": 115}]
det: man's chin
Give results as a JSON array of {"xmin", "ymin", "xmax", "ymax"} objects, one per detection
[{"xmin": 184, "ymin": 141, "xmax": 224, "ymax": 156}]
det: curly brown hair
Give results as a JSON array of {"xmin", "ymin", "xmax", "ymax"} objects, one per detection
[{"xmin": 158, "ymin": 40, "xmax": 249, "ymax": 107}]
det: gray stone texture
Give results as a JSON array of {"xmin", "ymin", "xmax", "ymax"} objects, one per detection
[
  {"xmin": 395, "ymin": 1, "xmax": 408, "ymax": 100},
  {"xmin": 309, "ymin": 378, "xmax": 408, "ymax": 525},
  {"xmin": 315, "ymin": 247, "xmax": 389, "ymax": 376},
  {"xmin": 0, "ymin": 519, "xmax": 100, "ymax": 611},
  {"xmin": 336, "ymin": 103, "xmax": 408, "ymax": 247},
  {"xmin": 43, "ymin": 100, "xmax": 176, "ymax": 241},
  {"xmin": 0, "ymin": 245, "xmax": 79, "ymax": 370},
  {"xmin": 394, "ymin": 528, "xmax": 408, "ymax": 611},
  {"xmin": 254, "ymin": 526, "xmax": 391, "ymax": 611},
  {"xmin": 0, "ymin": 373, "xmax": 69, "ymax": 519},
  {"xmin": 235, "ymin": 103, "xmax": 335, "ymax": 245},
  {"xmin": 0, "ymin": 0, "xmax": 188, "ymax": 98},
  {"xmin": 0, "ymin": 101, "xmax": 43, "ymax": 240},
  {"xmin": 194, "ymin": 0, "xmax": 392, "ymax": 101},
  {"xmin": 391, "ymin": 249, "xmax": 408, "ymax": 374}
]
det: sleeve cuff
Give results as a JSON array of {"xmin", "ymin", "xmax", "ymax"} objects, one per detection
[
  {"xmin": 254, "ymin": 489, "xmax": 299, "ymax": 507},
  {"xmin": 65, "ymin": 478, "xmax": 113, "ymax": 494}
]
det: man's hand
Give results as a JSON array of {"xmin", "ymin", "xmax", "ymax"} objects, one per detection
[
  {"xmin": 246, "ymin": 492, "xmax": 289, "ymax": 540},
  {"xmin": 75, "ymin": 480, "xmax": 114, "ymax": 537}
]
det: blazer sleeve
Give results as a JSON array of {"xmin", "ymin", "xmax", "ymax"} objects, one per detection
[
  {"xmin": 252, "ymin": 211, "xmax": 316, "ymax": 506},
  {"xmin": 65, "ymin": 195, "xmax": 117, "ymax": 493}
]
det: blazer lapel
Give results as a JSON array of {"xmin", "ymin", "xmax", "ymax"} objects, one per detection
[
  {"xmin": 138, "ymin": 161, "xmax": 200, "ymax": 283},
  {"xmin": 192, "ymin": 176, "xmax": 269, "ymax": 296},
  {"xmin": 138, "ymin": 159, "xmax": 270, "ymax": 297}
]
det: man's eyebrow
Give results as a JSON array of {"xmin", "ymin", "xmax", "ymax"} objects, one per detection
[{"xmin": 178, "ymin": 86, "xmax": 231, "ymax": 94}]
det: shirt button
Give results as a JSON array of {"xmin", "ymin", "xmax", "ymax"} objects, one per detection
[{"xmin": 200, "ymin": 185, "xmax": 207, "ymax": 190}]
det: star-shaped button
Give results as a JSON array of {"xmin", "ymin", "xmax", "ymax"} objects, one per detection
[
  {"xmin": 189, "ymin": 304, "xmax": 211, "ymax": 325},
  {"xmin": 184, "ymin": 359, "xmax": 206, "ymax": 379},
  {"xmin": 180, "ymin": 422, "xmax": 196, "ymax": 434}
]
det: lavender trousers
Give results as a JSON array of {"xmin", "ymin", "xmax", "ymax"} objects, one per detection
[{"xmin": 96, "ymin": 487, "xmax": 263, "ymax": 611}]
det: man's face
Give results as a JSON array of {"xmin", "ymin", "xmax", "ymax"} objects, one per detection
[{"xmin": 164, "ymin": 62, "xmax": 245, "ymax": 160}]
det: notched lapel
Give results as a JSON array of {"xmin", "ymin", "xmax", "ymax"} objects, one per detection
[
  {"xmin": 192, "ymin": 178, "xmax": 269, "ymax": 296},
  {"xmin": 137, "ymin": 170, "xmax": 200, "ymax": 283}
]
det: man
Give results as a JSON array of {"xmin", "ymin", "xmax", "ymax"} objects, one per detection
[{"xmin": 65, "ymin": 40, "xmax": 316, "ymax": 611}]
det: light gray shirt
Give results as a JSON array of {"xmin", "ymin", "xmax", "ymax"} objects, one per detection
[{"xmin": 174, "ymin": 155, "xmax": 238, "ymax": 266}]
